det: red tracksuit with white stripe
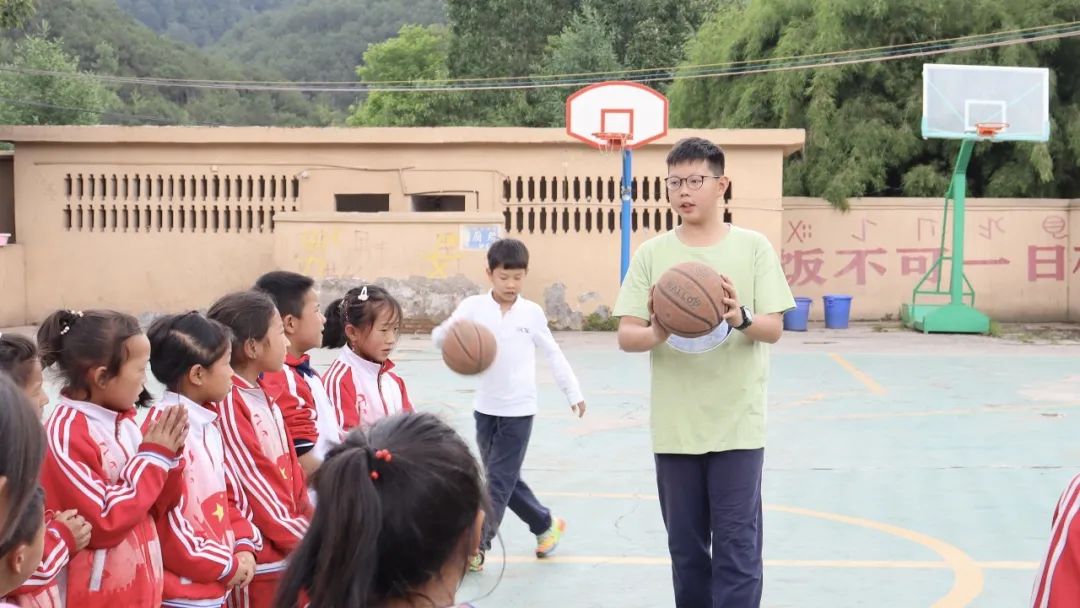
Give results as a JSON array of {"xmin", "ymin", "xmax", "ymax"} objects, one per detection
[
  {"xmin": 1032, "ymin": 473, "xmax": 1080, "ymax": 607},
  {"xmin": 213, "ymin": 375, "xmax": 311, "ymax": 608},
  {"xmin": 6, "ymin": 518, "xmax": 77, "ymax": 607},
  {"xmin": 31, "ymin": 397, "xmax": 183, "ymax": 608},
  {"xmin": 262, "ymin": 353, "xmax": 343, "ymax": 461},
  {"xmin": 146, "ymin": 392, "xmax": 263, "ymax": 608},
  {"xmin": 322, "ymin": 347, "xmax": 412, "ymax": 432}
]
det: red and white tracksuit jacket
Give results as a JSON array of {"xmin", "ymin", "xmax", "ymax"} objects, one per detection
[
  {"xmin": 212, "ymin": 376, "xmax": 311, "ymax": 579},
  {"xmin": 1032, "ymin": 473, "xmax": 1080, "ymax": 607},
  {"xmin": 146, "ymin": 393, "xmax": 263, "ymax": 608},
  {"xmin": 31, "ymin": 397, "xmax": 183, "ymax": 608},
  {"xmin": 322, "ymin": 347, "xmax": 412, "ymax": 432},
  {"xmin": 262, "ymin": 353, "xmax": 342, "ymax": 461},
  {"xmin": 6, "ymin": 517, "xmax": 77, "ymax": 606}
]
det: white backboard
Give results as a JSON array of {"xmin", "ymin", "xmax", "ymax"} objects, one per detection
[
  {"xmin": 566, "ymin": 81, "xmax": 669, "ymax": 150},
  {"xmin": 922, "ymin": 63, "xmax": 1050, "ymax": 141}
]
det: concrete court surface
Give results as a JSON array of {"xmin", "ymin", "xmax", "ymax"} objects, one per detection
[
  {"xmin": 390, "ymin": 324, "xmax": 1077, "ymax": 608},
  {"xmin": 13, "ymin": 321, "xmax": 1080, "ymax": 607}
]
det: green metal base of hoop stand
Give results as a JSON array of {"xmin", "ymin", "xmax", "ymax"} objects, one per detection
[{"xmin": 901, "ymin": 303, "xmax": 990, "ymax": 334}]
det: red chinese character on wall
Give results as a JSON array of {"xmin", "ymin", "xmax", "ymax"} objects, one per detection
[
  {"xmin": 1028, "ymin": 245, "xmax": 1065, "ymax": 281},
  {"xmin": 834, "ymin": 248, "xmax": 887, "ymax": 285},
  {"xmin": 782, "ymin": 248, "xmax": 827, "ymax": 286},
  {"xmin": 896, "ymin": 248, "xmax": 942, "ymax": 280}
]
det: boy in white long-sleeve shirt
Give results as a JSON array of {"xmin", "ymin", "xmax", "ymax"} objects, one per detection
[{"xmin": 433, "ymin": 238, "xmax": 586, "ymax": 572}]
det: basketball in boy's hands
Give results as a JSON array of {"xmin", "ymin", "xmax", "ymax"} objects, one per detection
[
  {"xmin": 442, "ymin": 320, "xmax": 497, "ymax": 375},
  {"xmin": 652, "ymin": 262, "xmax": 731, "ymax": 338}
]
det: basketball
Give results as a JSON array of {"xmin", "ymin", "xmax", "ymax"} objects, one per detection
[
  {"xmin": 652, "ymin": 262, "xmax": 730, "ymax": 338},
  {"xmin": 442, "ymin": 319, "xmax": 497, "ymax": 375}
]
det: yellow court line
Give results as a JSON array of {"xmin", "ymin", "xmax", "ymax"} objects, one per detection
[
  {"xmin": 541, "ymin": 492, "xmax": 983, "ymax": 607},
  {"xmin": 496, "ymin": 555, "xmax": 1035, "ymax": 571},
  {"xmin": 828, "ymin": 353, "xmax": 887, "ymax": 395}
]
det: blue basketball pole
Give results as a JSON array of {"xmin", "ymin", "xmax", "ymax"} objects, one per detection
[{"xmin": 619, "ymin": 147, "xmax": 632, "ymax": 283}]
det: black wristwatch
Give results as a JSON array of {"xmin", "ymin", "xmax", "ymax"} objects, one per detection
[{"xmin": 734, "ymin": 305, "xmax": 753, "ymax": 331}]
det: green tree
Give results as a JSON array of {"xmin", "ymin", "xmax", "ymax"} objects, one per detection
[
  {"xmin": 0, "ymin": 0, "xmax": 34, "ymax": 28},
  {"xmin": 585, "ymin": 0, "xmax": 719, "ymax": 73},
  {"xmin": 527, "ymin": 6, "xmax": 622, "ymax": 126},
  {"xmin": 0, "ymin": 32, "xmax": 115, "ymax": 125},
  {"xmin": 6, "ymin": 0, "xmax": 332, "ymax": 126},
  {"xmin": 347, "ymin": 24, "xmax": 462, "ymax": 126},
  {"xmin": 445, "ymin": 0, "xmax": 580, "ymax": 123},
  {"xmin": 212, "ymin": 0, "xmax": 446, "ymax": 110},
  {"xmin": 670, "ymin": 0, "xmax": 1080, "ymax": 207}
]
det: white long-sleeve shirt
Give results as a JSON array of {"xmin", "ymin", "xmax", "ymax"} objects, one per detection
[{"xmin": 433, "ymin": 291, "xmax": 584, "ymax": 417}]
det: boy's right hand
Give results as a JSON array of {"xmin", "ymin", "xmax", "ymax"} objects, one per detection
[
  {"xmin": 54, "ymin": 510, "xmax": 92, "ymax": 551},
  {"xmin": 143, "ymin": 405, "xmax": 190, "ymax": 453}
]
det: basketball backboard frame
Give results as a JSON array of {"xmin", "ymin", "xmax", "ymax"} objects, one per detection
[
  {"xmin": 921, "ymin": 63, "xmax": 1050, "ymax": 142},
  {"xmin": 565, "ymin": 81, "xmax": 668, "ymax": 150}
]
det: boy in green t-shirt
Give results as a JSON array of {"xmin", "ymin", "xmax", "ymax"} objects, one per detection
[{"xmin": 613, "ymin": 137, "xmax": 795, "ymax": 607}]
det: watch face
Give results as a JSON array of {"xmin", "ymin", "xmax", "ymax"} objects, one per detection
[{"xmin": 666, "ymin": 321, "xmax": 734, "ymax": 354}]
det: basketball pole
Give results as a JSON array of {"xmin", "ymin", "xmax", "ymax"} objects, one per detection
[
  {"xmin": 619, "ymin": 147, "xmax": 632, "ymax": 283},
  {"xmin": 901, "ymin": 136, "xmax": 990, "ymax": 334}
]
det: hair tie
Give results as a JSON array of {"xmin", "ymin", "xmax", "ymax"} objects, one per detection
[
  {"xmin": 60, "ymin": 310, "xmax": 84, "ymax": 336},
  {"xmin": 359, "ymin": 285, "xmax": 369, "ymax": 302},
  {"xmin": 369, "ymin": 448, "xmax": 392, "ymax": 481}
]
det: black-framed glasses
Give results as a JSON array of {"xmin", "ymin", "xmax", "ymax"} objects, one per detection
[{"xmin": 665, "ymin": 175, "xmax": 723, "ymax": 191}]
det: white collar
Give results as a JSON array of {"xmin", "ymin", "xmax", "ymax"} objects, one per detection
[
  {"xmin": 59, "ymin": 396, "xmax": 132, "ymax": 425},
  {"xmin": 340, "ymin": 345, "xmax": 384, "ymax": 375},
  {"xmin": 159, "ymin": 391, "xmax": 217, "ymax": 426}
]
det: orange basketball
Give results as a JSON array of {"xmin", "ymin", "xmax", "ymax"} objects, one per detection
[
  {"xmin": 442, "ymin": 319, "xmax": 497, "ymax": 375},
  {"xmin": 652, "ymin": 262, "xmax": 731, "ymax": 338}
]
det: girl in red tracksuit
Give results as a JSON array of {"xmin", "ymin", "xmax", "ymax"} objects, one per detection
[
  {"xmin": 321, "ymin": 285, "xmax": 412, "ymax": 433},
  {"xmin": 33, "ymin": 310, "xmax": 188, "ymax": 608},
  {"xmin": 208, "ymin": 292, "xmax": 312, "ymax": 608},
  {"xmin": 145, "ymin": 312, "xmax": 264, "ymax": 608},
  {"xmin": 0, "ymin": 333, "xmax": 92, "ymax": 608}
]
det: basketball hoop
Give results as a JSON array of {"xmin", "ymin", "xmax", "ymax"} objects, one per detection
[
  {"xmin": 593, "ymin": 131, "xmax": 630, "ymax": 154},
  {"xmin": 975, "ymin": 122, "xmax": 1009, "ymax": 138}
]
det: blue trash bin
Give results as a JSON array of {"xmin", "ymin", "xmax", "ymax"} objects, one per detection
[
  {"xmin": 783, "ymin": 297, "xmax": 812, "ymax": 331},
  {"xmin": 823, "ymin": 295, "xmax": 853, "ymax": 329}
]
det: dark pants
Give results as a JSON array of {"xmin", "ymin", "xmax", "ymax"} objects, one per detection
[
  {"xmin": 475, "ymin": 412, "xmax": 552, "ymax": 551},
  {"xmin": 655, "ymin": 449, "xmax": 765, "ymax": 608}
]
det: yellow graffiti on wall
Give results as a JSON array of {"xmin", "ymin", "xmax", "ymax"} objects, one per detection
[
  {"xmin": 425, "ymin": 231, "xmax": 463, "ymax": 278},
  {"xmin": 298, "ymin": 227, "xmax": 341, "ymax": 279}
]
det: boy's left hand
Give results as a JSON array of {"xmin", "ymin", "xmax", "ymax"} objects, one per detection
[
  {"xmin": 719, "ymin": 275, "xmax": 744, "ymax": 327},
  {"xmin": 571, "ymin": 401, "xmax": 586, "ymax": 418}
]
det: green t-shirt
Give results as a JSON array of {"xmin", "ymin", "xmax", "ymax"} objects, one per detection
[{"xmin": 612, "ymin": 226, "xmax": 795, "ymax": 455}]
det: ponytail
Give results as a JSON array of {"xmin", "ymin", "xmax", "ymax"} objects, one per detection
[
  {"xmin": 36, "ymin": 309, "xmax": 144, "ymax": 404},
  {"xmin": 276, "ymin": 434, "xmax": 383, "ymax": 608},
  {"xmin": 321, "ymin": 298, "xmax": 347, "ymax": 349},
  {"xmin": 275, "ymin": 413, "xmax": 485, "ymax": 608}
]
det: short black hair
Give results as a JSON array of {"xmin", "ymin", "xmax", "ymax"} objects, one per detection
[
  {"xmin": 487, "ymin": 238, "xmax": 529, "ymax": 271},
  {"xmin": 666, "ymin": 137, "xmax": 726, "ymax": 176},
  {"xmin": 255, "ymin": 271, "xmax": 316, "ymax": 319}
]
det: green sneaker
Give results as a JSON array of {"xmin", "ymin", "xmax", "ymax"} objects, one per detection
[
  {"xmin": 536, "ymin": 517, "xmax": 566, "ymax": 558},
  {"xmin": 468, "ymin": 551, "xmax": 485, "ymax": 572}
]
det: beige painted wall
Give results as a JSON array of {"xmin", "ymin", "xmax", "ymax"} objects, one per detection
[
  {"xmin": 782, "ymin": 197, "xmax": 1079, "ymax": 321},
  {"xmin": 0, "ymin": 126, "xmax": 801, "ymax": 324},
  {"xmin": 0, "ymin": 244, "xmax": 26, "ymax": 326}
]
